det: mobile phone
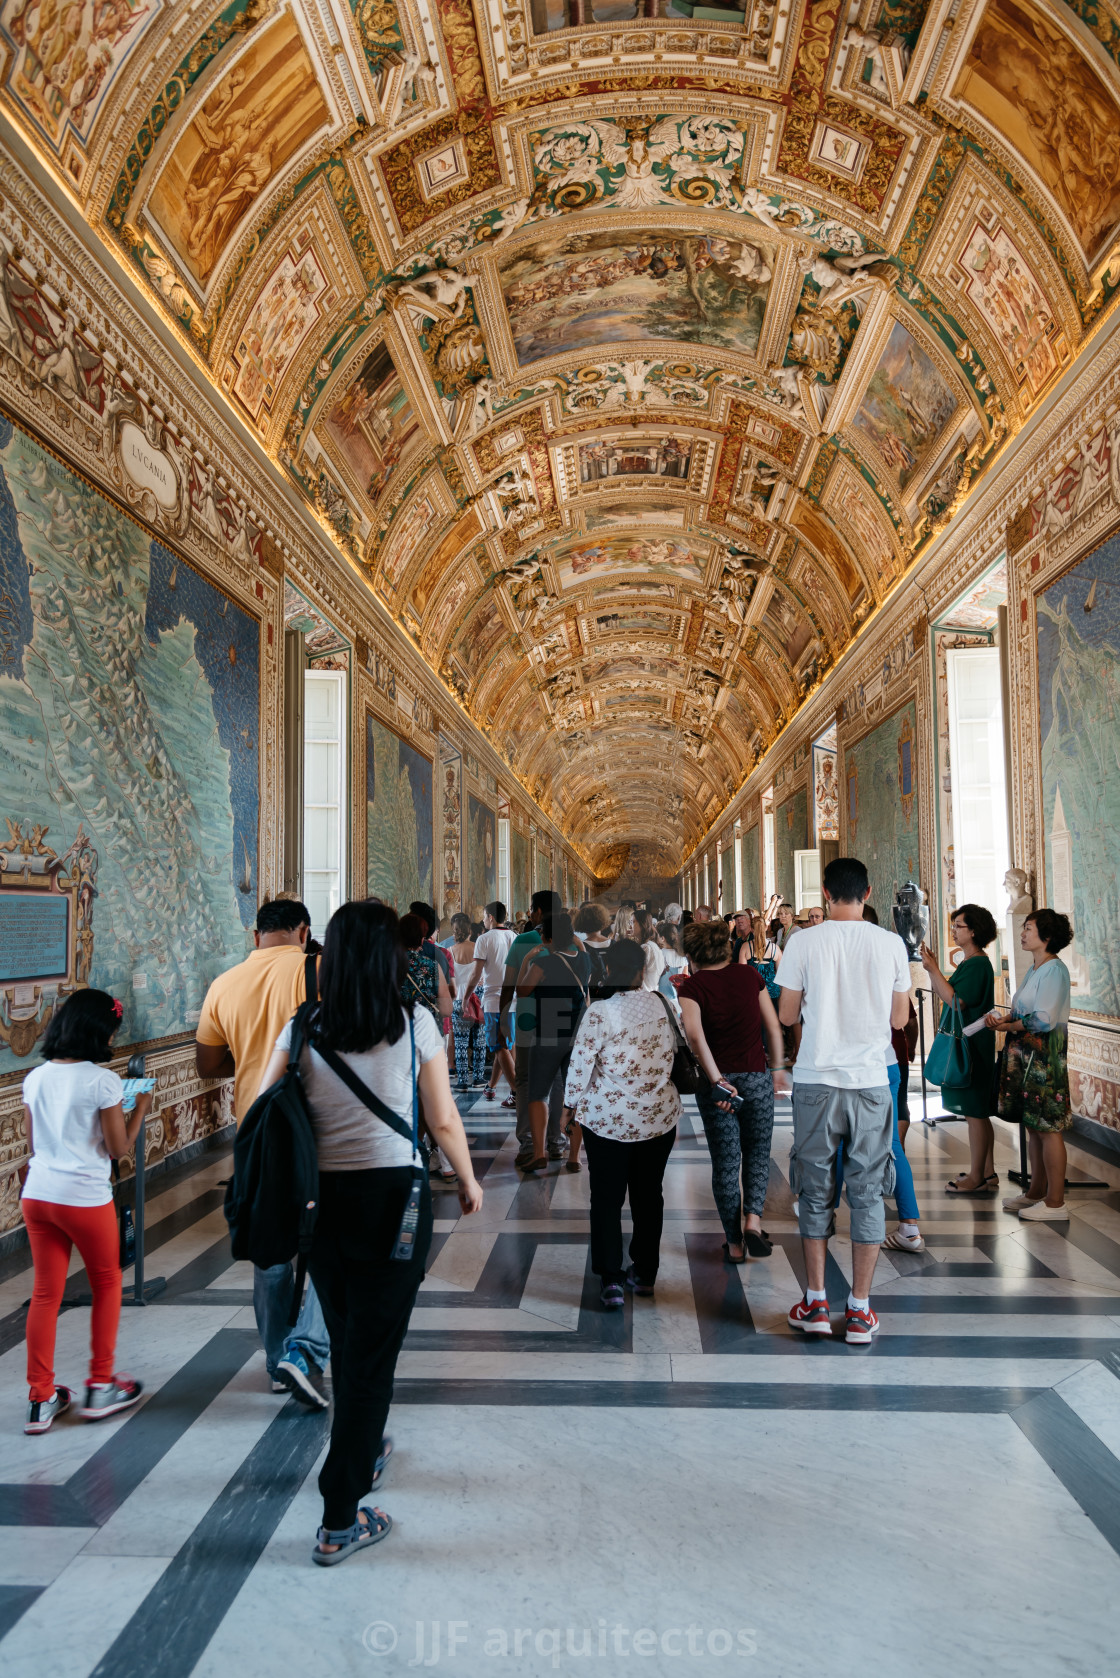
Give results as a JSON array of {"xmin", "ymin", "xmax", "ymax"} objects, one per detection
[{"xmin": 717, "ymin": 1084, "xmax": 744, "ymax": 1110}]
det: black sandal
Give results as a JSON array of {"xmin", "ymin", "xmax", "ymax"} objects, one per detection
[
  {"xmin": 743, "ymin": 1230, "xmax": 773, "ymax": 1257},
  {"xmin": 722, "ymin": 1242, "xmax": 746, "ymax": 1265}
]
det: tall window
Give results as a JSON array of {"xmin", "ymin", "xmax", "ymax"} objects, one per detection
[
  {"xmin": 763, "ymin": 803, "xmax": 776, "ymax": 903},
  {"xmin": 946, "ymin": 647, "xmax": 1010, "ymax": 925},
  {"xmin": 303, "ymin": 669, "xmax": 346, "ymax": 940},
  {"xmin": 734, "ymin": 832, "xmax": 743, "ymax": 911},
  {"xmin": 498, "ymin": 816, "xmax": 510, "ymax": 911}
]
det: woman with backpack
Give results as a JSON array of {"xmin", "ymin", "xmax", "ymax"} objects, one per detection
[
  {"xmin": 257, "ymin": 900, "xmax": 482, "ymax": 1567},
  {"xmin": 513, "ymin": 911, "xmax": 592, "ymax": 1174},
  {"xmin": 21, "ymin": 989, "xmax": 150, "ymax": 1433}
]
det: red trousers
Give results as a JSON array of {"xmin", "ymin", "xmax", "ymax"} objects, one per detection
[{"xmin": 23, "ymin": 1198, "xmax": 121, "ymax": 1402}]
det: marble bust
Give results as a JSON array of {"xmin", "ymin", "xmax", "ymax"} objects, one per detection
[{"xmin": 1003, "ymin": 868, "xmax": 1033, "ymax": 916}]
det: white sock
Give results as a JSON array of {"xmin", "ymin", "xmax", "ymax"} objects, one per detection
[
  {"xmin": 806, "ymin": 1287, "xmax": 828, "ymax": 1304},
  {"xmin": 848, "ymin": 1293, "xmax": 870, "ymax": 1313},
  {"xmin": 898, "ymin": 1223, "xmax": 919, "ymax": 1238}
]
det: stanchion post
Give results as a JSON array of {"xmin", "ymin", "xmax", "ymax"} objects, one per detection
[
  {"xmin": 914, "ymin": 985, "xmax": 929, "ymax": 1124},
  {"xmin": 123, "ymin": 1054, "xmax": 166, "ymax": 1306}
]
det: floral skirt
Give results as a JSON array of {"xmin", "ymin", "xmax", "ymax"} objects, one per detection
[{"xmin": 998, "ymin": 1027, "xmax": 1071, "ymax": 1134}]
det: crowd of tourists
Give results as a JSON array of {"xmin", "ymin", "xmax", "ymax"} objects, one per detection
[{"xmin": 17, "ymin": 857, "xmax": 1076, "ymax": 1568}]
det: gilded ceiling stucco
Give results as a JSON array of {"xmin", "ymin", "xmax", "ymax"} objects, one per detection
[{"xmin": 3, "ymin": 0, "xmax": 1118, "ymax": 873}]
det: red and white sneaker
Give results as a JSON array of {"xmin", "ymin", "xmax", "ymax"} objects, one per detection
[
  {"xmin": 844, "ymin": 1305, "xmax": 880, "ymax": 1345},
  {"xmin": 79, "ymin": 1376, "xmax": 143, "ymax": 1421},
  {"xmin": 788, "ymin": 1295, "xmax": 832, "ymax": 1336}
]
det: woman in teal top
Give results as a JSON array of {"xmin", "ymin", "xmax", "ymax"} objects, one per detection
[
  {"xmin": 919, "ymin": 904, "xmax": 998, "ymax": 1195},
  {"xmin": 988, "ymin": 908, "xmax": 1074, "ymax": 1224}
]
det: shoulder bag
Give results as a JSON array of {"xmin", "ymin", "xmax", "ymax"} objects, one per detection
[
  {"xmin": 925, "ymin": 995, "xmax": 972, "ymax": 1090},
  {"xmin": 313, "ymin": 1018, "xmax": 426, "ymax": 1262},
  {"xmin": 654, "ymin": 992, "xmax": 703, "ymax": 1095}
]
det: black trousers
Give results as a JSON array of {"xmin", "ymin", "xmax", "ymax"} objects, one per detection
[
  {"xmin": 308, "ymin": 1168, "xmax": 433, "ymax": 1530},
  {"xmin": 582, "ymin": 1125, "xmax": 676, "ymax": 1286}
]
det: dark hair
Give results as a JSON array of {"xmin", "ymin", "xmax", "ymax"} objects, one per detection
[
  {"xmin": 531, "ymin": 889, "xmax": 563, "ymax": 916},
  {"xmin": 951, "ymin": 903, "xmax": 998, "ymax": 948},
  {"xmin": 862, "ymin": 903, "xmax": 879, "ymax": 925},
  {"xmin": 470, "ymin": 921, "xmax": 484, "ymax": 939},
  {"xmin": 635, "ymin": 910, "xmax": 657, "ymax": 943},
  {"xmin": 823, "ymin": 856, "xmax": 870, "ymax": 904},
  {"xmin": 574, "ymin": 901, "xmax": 611, "ymax": 935},
  {"xmin": 41, "ymin": 987, "xmax": 121, "ymax": 1062},
  {"xmin": 656, "ymin": 921, "xmax": 681, "ymax": 954},
  {"xmin": 542, "ymin": 910, "xmax": 575, "ymax": 946},
  {"xmin": 317, "ymin": 901, "xmax": 407, "ymax": 1051},
  {"xmin": 681, "ymin": 909, "xmax": 693, "ymax": 925},
  {"xmin": 602, "ymin": 939, "xmax": 646, "ymax": 988},
  {"xmin": 1026, "ymin": 907, "xmax": 1073, "ymax": 954},
  {"xmin": 486, "ymin": 901, "xmax": 507, "ymax": 923},
  {"xmin": 683, "ymin": 919, "xmax": 732, "ymax": 966},
  {"xmin": 451, "ymin": 913, "xmax": 472, "ymax": 941},
  {"xmin": 408, "ymin": 901, "xmax": 437, "ymax": 935},
  {"xmin": 256, "ymin": 898, "xmax": 309, "ymax": 935},
  {"xmin": 399, "ymin": 912, "xmax": 426, "ymax": 951}
]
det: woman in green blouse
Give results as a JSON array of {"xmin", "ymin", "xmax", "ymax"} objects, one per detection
[{"xmin": 919, "ymin": 904, "xmax": 998, "ymax": 1195}]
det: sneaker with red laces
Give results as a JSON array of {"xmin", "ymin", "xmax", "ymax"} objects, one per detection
[
  {"xmin": 787, "ymin": 1295, "xmax": 832, "ymax": 1336},
  {"xmin": 844, "ymin": 1305, "xmax": 880, "ymax": 1345}
]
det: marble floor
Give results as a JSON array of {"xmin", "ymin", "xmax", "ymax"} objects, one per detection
[{"xmin": 2, "ymin": 1089, "xmax": 1120, "ymax": 1677}]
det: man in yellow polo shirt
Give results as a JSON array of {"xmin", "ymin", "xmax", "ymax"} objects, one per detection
[{"xmin": 196, "ymin": 898, "xmax": 329, "ymax": 1410}]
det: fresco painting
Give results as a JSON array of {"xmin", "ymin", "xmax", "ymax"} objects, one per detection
[
  {"xmin": 232, "ymin": 244, "xmax": 331, "ymax": 422},
  {"xmin": 511, "ymin": 826, "xmax": 531, "ymax": 915},
  {"xmin": 955, "ymin": 219, "xmax": 1058, "ymax": 397},
  {"xmin": 774, "ymin": 786, "xmax": 808, "ymax": 908},
  {"xmin": 0, "ymin": 417, "xmax": 259, "ymax": 1074},
  {"xmin": 1, "ymin": 0, "xmax": 159, "ymax": 151},
  {"xmin": 556, "ymin": 533, "xmax": 705, "ymax": 590},
  {"xmin": 957, "ymin": 0, "xmax": 1120, "ymax": 259},
  {"xmin": 852, "ymin": 321, "xmax": 958, "ymax": 492},
  {"xmin": 536, "ymin": 845, "xmax": 552, "ymax": 891},
  {"xmin": 365, "ymin": 711, "xmax": 433, "ymax": 910},
  {"xmin": 585, "ymin": 501, "xmax": 686, "ymax": 532},
  {"xmin": 148, "ymin": 12, "xmax": 330, "ymax": 287},
  {"xmin": 466, "ymin": 792, "xmax": 496, "ymax": 916},
  {"xmin": 813, "ymin": 742, "xmax": 840, "ymax": 841},
  {"xmin": 323, "ymin": 341, "xmax": 420, "ymax": 503},
  {"xmin": 1037, "ymin": 536, "xmax": 1120, "ymax": 1014},
  {"xmin": 843, "ymin": 699, "xmax": 920, "ymax": 924},
  {"xmin": 579, "ymin": 436, "xmax": 692, "ymax": 482},
  {"xmin": 741, "ymin": 823, "xmax": 760, "ymax": 911},
  {"xmin": 502, "ymin": 232, "xmax": 771, "ymax": 366}
]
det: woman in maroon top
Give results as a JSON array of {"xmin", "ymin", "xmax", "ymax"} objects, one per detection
[{"xmin": 679, "ymin": 919, "xmax": 788, "ymax": 1262}]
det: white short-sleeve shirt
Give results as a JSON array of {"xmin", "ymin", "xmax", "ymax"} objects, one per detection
[
  {"xmin": 22, "ymin": 1060, "xmax": 124, "ymax": 1207},
  {"xmin": 778, "ymin": 918, "xmax": 911, "ymax": 1089},
  {"xmin": 471, "ymin": 928, "xmax": 516, "ymax": 1012}
]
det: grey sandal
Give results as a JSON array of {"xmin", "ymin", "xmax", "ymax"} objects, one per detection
[
  {"xmin": 312, "ymin": 1505, "xmax": 392, "ymax": 1567},
  {"xmin": 371, "ymin": 1436, "xmax": 393, "ymax": 1489}
]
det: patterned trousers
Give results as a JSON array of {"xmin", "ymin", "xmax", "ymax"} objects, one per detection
[
  {"xmin": 694, "ymin": 1070, "xmax": 775, "ymax": 1239},
  {"xmin": 452, "ymin": 999, "xmax": 486, "ymax": 1085}
]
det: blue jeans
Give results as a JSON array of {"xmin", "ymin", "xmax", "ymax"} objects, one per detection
[
  {"xmin": 253, "ymin": 1263, "xmax": 331, "ymax": 1375},
  {"xmin": 834, "ymin": 1062, "xmax": 920, "ymax": 1223}
]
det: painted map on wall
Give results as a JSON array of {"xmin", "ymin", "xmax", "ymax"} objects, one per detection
[
  {"xmin": 536, "ymin": 846, "xmax": 551, "ymax": 892},
  {"xmin": 0, "ymin": 417, "xmax": 259, "ymax": 1072},
  {"xmin": 465, "ymin": 792, "xmax": 496, "ymax": 917},
  {"xmin": 365, "ymin": 712, "xmax": 432, "ymax": 909},
  {"xmin": 844, "ymin": 699, "xmax": 920, "ymax": 924},
  {"xmin": 1038, "ymin": 537, "xmax": 1120, "ymax": 1014},
  {"xmin": 775, "ymin": 786, "xmax": 808, "ymax": 907},
  {"xmin": 741, "ymin": 823, "xmax": 760, "ymax": 911},
  {"xmin": 720, "ymin": 841, "xmax": 734, "ymax": 911},
  {"xmin": 511, "ymin": 827, "xmax": 530, "ymax": 915}
]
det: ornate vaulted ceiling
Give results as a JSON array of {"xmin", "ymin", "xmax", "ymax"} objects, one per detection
[{"xmin": 4, "ymin": 0, "xmax": 1118, "ymax": 873}]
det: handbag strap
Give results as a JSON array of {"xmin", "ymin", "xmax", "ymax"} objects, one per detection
[
  {"xmin": 312, "ymin": 1018, "xmax": 419, "ymax": 1159},
  {"xmin": 551, "ymin": 948, "xmax": 591, "ymax": 1005},
  {"xmin": 653, "ymin": 990, "xmax": 686, "ymax": 1050}
]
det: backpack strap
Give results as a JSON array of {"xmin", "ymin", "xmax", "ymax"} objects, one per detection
[
  {"xmin": 311, "ymin": 1030, "xmax": 418, "ymax": 1153},
  {"xmin": 304, "ymin": 952, "xmax": 318, "ymax": 1005}
]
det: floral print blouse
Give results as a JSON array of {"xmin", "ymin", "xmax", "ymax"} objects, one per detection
[{"xmin": 563, "ymin": 987, "xmax": 681, "ymax": 1141}]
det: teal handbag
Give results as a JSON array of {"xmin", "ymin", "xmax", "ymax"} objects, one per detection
[{"xmin": 925, "ymin": 995, "xmax": 972, "ymax": 1089}]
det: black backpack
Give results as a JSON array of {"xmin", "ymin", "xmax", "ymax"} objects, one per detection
[{"xmin": 223, "ymin": 999, "xmax": 319, "ymax": 1324}]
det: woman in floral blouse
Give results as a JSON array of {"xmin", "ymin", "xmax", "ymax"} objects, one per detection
[{"xmin": 563, "ymin": 939, "xmax": 680, "ymax": 1310}]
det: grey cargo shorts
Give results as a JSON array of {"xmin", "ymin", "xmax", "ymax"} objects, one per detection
[{"xmin": 790, "ymin": 1083, "xmax": 895, "ymax": 1245}]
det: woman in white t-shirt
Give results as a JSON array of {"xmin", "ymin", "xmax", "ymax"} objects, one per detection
[
  {"xmin": 256, "ymin": 899, "xmax": 483, "ymax": 1568},
  {"xmin": 21, "ymin": 989, "xmax": 151, "ymax": 1434}
]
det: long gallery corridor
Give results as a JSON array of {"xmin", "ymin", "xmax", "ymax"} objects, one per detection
[{"xmin": 3, "ymin": 1087, "xmax": 1120, "ymax": 1677}]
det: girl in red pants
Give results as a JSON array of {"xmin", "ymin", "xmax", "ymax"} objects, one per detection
[{"xmin": 21, "ymin": 989, "xmax": 151, "ymax": 1434}]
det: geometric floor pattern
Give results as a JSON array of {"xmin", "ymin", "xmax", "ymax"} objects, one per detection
[{"xmin": 2, "ymin": 1086, "xmax": 1120, "ymax": 1676}]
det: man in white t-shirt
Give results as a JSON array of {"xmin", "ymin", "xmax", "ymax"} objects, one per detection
[
  {"xmin": 778, "ymin": 856, "xmax": 912, "ymax": 1344},
  {"xmin": 461, "ymin": 901, "xmax": 517, "ymax": 1100}
]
